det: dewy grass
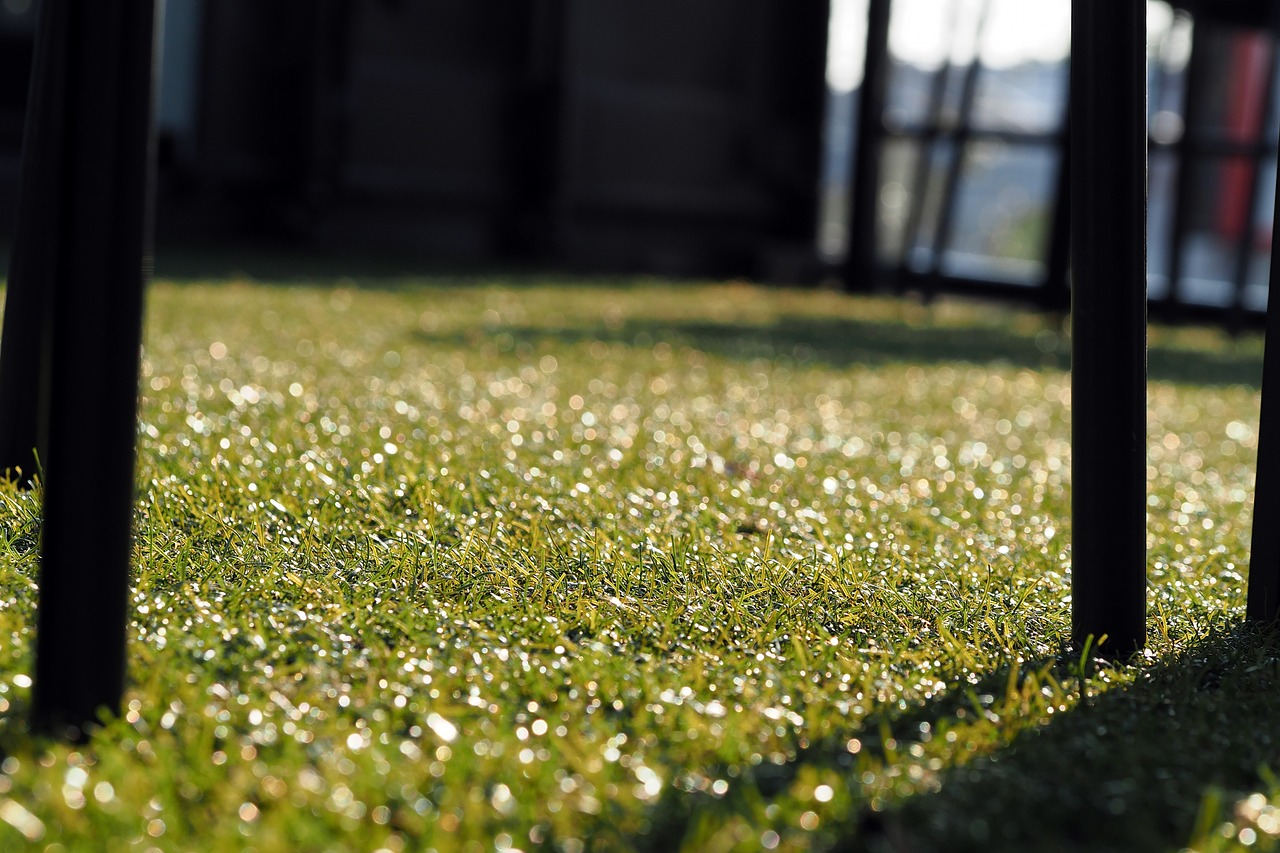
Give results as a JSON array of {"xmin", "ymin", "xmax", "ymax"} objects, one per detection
[{"xmin": 0, "ymin": 274, "xmax": 1276, "ymax": 851}]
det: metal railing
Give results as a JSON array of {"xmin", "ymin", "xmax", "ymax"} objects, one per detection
[{"xmin": 838, "ymin": 0, "xmax": 1280, "ymax": 326}]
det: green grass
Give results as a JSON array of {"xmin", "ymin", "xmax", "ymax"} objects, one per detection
[{"xmin": 0, "ymin": 271, "xmax": 1278, "ymax": 851}]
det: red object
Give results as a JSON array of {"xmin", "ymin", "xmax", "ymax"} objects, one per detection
[{"xmin": 1218, "ymin": 33, "xmax": 1271, "ymax": 241}]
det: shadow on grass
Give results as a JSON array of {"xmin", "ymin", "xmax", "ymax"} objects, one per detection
[
  {"xmin": 415, "ymin": 317, "xmax": 1264, "ymax": 389},
  {"xmin": 641, "ymin": 626, "xmax": 1280, "ymax": 852},
  {"xmin": 858, "ymin": 625, "xmax": 1280, "ymax": 852},
  {"xmin": 140, "ymin": 244, "xmax": 1266, "ymax": 389},
  {"xmin": 127, "ymin": 245, "xmax": 1263, "ymax": 389}
]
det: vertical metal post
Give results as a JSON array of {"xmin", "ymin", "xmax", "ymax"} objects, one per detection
[
  {"xmin": 898, "ymin": 1, "xmax": 961, "ymax": 274},
  {"xmin": 843, "ymin": 0, "xmax": 891, "ymax": 291},
  {"xmin": 0, "ymin": 0, "xmax": 159, "ymax": 736},
  {"xmin": 1042, "ymin": 126, "xmax": 1072, "ymax": 313},
  {"xmin": 0, "ymin": 0, "xmax": 63, "ymax": 482},
  {"xmin": 1069, "ymin": 0, "xmax": 1148, "ymax": 656},
  {"xmin": 1042, "ymin": 87, "xmax": 1073, "ymax": 315},
  {"xmin": 926, "ymin": 0, "xmax": 991, "ymax": 295},
  {"xmin": 1246, "ymin": 110, "xmax": 1280, "ymax": 623},
  {"xmin": 1161, "ymin": 25, "xmax": 1209, "ymax": 318}
]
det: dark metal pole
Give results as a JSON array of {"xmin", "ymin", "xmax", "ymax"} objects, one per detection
[
  {"xmin": 1042, "ymin": 101, "xmax": 1072, "ymax": 314},
  {"xmin": 1246, "ymin": 114, "xmax": 1280, "ymax": 622},
  {"xmin": 1245, "ymin": 0, "xmax": 1280, "ymax": 625},
  {"xmin": 0, "ymin": 0, "xmax": 159, "ymax": 736},
  {"xmin": 1160, "ymin": 25, "xmax": 1209, "ymax": 319},
  {"xmin": 843, "ymin": 0, "xmax": 891, "ymax": 291},
  {"xmin": 1042, "ymin": 129, "xmax": 1072, "ymax": 313},
  {"xmin": 1069, "ymin": 0, "xmax": 1148, "ymax": 656},
  {"xmin": 899, "ymin": 0, "xmax": 963, "ymax": 275},
  {"xmin": 925, "ymin": 0, "xmax": 992, "ymax": 299},
  {"xmin": 0, "ymin": 0, "xmax": 66, "ymax": 483}
]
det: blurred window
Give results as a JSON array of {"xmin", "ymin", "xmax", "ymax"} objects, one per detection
[
  {"xmin": 879, "ymin": 0, "xmax": 1069, "ymax": 287},
  {"xmin": 823, "ymin": 0, "xmax": 1280, "ymax": 316}
]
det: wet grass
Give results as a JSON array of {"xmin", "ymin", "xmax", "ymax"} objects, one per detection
[{"xmin": 0, "ymin": 275, "xmax": 1276, "ymax": 851}]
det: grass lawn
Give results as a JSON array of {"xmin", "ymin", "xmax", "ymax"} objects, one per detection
[{"xmin": 0, "ymin": 269, "xmax": 1278, "ymax": 851}]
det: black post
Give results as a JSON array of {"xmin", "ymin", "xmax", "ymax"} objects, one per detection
[
  {"xmin": 0, "ymin": 0, "xmax": 159, "ymax": 735},
  {"xmin": 898, "ymin": 8, "xmax": 957, "ymax": 276},
  {"xmin": 843, "ymin": 0, "xmax": 891, "ymax": 291},
  {"xmin": 925, "ymin": 0, "xmax": 991, "ymax": 296},
  {"xmin": 1159, "ymin": 27, "xmax": 1209, "ymax": 319},
  {"xmin": 1042, "ymin": 115, "xmax": 1071, "ymax": 314},
  {"xmin": 1246, "ymin": 121, "xmax": 1280, "ymax": 623},
  {"xmin": 1069, "ymin": 0, "xmax": 1147, "ymax": 656},
  {"xmin": 0, "ymin": 0, "xmax": 63, "ymax": 482}
]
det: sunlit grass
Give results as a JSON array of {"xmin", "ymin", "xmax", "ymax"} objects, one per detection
[{"xmin": 0, "ymin": 274, "xmax": 1276, "ymax": 851}]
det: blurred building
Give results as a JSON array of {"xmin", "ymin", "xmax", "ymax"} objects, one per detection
[
  {"xmin": 0, "ymin": 0, "xmax": 830, "ymax": 279},
  {"xmin": 4, "ymin": 0, "xmax": 1280, "ymax": 312}
]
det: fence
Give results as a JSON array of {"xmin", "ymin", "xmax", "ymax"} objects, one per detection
[{"xmin": 831, "ymin": 0, "xmax": 1280, "ymax": 326}]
